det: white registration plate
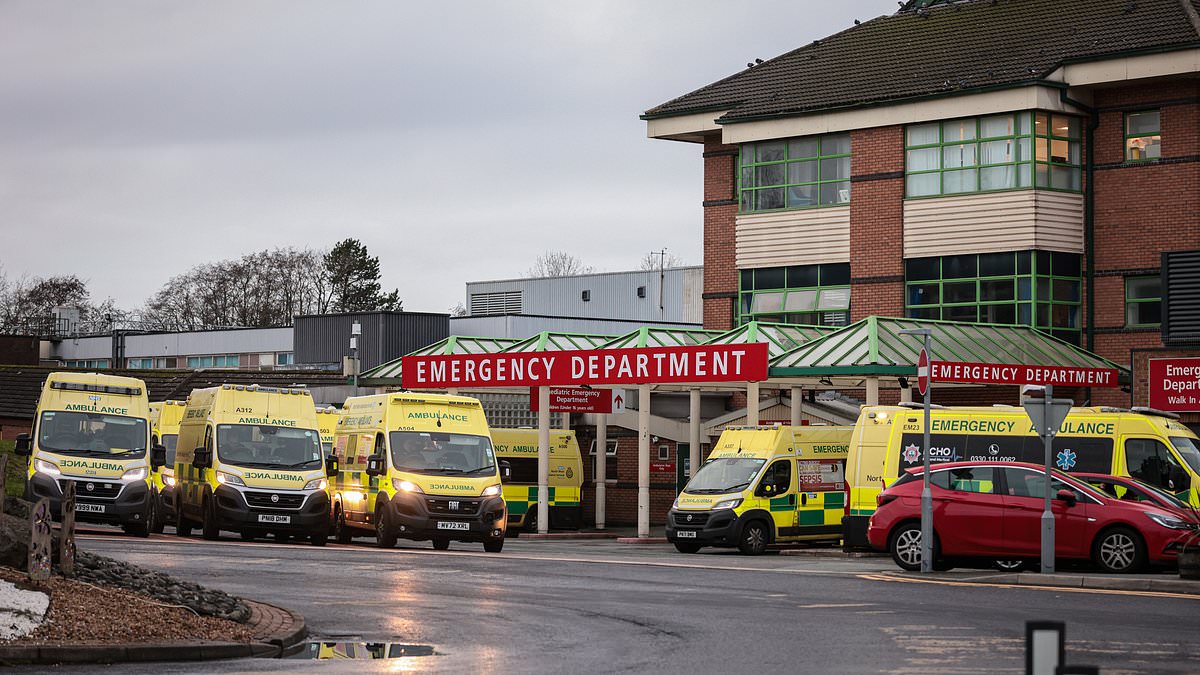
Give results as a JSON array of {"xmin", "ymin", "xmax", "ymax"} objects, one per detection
[
  {"xmin": 676, "ymin": 530, "xmax": 697, "ymax": 539},
  {"xmin": 436, "ymin": 521, "xmax": 469, "ymax": 531},
  {"xmin": 75, "ymin": 503, "xmax": 106, "ymax": 514},
  {"xmin": 257, "ymin": 514, "xmax": 291, "ymax": 524}
]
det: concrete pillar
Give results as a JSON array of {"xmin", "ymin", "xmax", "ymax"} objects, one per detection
[
  {"xmin": 446, "ymin": 388, "xmax": 459, "ymax": 396},
  {"xmin": 746, "ymin": 381, "xmax": 760, "ymax": 426},
  {"xmin": 688, "ymin": 389, "xmax": 701, "ymax": 480},
  {"xmin": 900, "ymin": 384, "xmax": 913, "ymax": 403},
  {"xmin": 790, "ymin": 386, "xmax": 802, "ymax": 427},
  {"xmin": 537, "ymin": 386, "xmax": 550, "ymax": 535},
  {"xmin": 595, "ymin": 413, "xmax": 606, "ymax": 530},
  {"xmin": 637, "ymin": 384, "xmax": 651, "ymax": 538},
  {"xmin": 866, "ymin": 377, "xmax": 880, "ymax": 406},
  {"xmin": 561, "ymin": 411, "xmax": 571, "ymax": 431}
]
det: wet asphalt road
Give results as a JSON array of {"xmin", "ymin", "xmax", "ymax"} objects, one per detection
[{"xmin": 18, "ymin": 529, "xmax": 1200, "ymax": 674}]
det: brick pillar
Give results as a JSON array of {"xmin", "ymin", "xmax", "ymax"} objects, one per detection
[
  {"xmin": 701, "ymin": 134, "xmax": 739, "ymax": 329},
  {"xmin": 849, "ymin": 126, "xmax": 905, "ymax": 320}
]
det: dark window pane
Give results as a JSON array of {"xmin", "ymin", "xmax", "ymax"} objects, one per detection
[
  {"xmin": 1037, "ymin": 303, "xmax": 1051, "ymax": 327},
  {"xmin": 1127, "ymin": 276, "xmax": 1161, "ymax": 301},
  {"xmin": 740, "ymin": 270, "xmax": 754, "ymax": 291},
  {"xmin": 943, "ymin": 281, "xmax": 977, "ymax": 304},
  {"xmin": 740, "ymin": 167, "xmax": 754, "ymax": 188},
  {"xmin": 740, "ymin": 294, "xmax": 753, "ymax": 315},
  {"xmin": 1129, "ymin": 301, "xmax": 1162, "ymax": 326},
  {"xmin": 979, "ymin": 252, "xmax": 1014, "ymax": 277},
  {"xmin": 820, "ymin": 264, "xmax": 851, "ymax": 286},
  {"xmin": 756, "ymin": 188, "xmax": 784, "ymax": 210},
  {"xmin": 942, "ymin": 254, "xmax": 978, "ymax": 279},
  {"xmin": 740, "ymin": 190, "xmax": 753, "ymax": 211},
  {"xmin": 754, "ymin": 267, "xmax": 786, "ymax": 290},
  {"xmin": 1052, "ymin": 330, "xmax": 1080, "ymax": 345},
  {"xmin": 908, "ymin": 307, "xmax": 941, "ymax": 320},
  {"xmin": 1036, "ymin": 251, "xmax": 1052, "ymax": 275},
  {"xmin": 981, "ymin": 303, "xmax": 1016, "ymax": 324},
  {"xmin": 789, "ymin": 138, "xmax": 819, "ymax": 159},
  {"xmin": 908, "ymin": 283, "xmax": 940, "ymax": 306},
  {"xmin": 944, "ymin": 305, "xmax": 979, "ymax": 322},
  {"xmin": 1018, "ymin": 302, "xmax": 1032, "ymax": 325},
  {"xmin": 1053, "ymin": 279, "xmax": 1080, "ymax": 302},
  {"xmin": 906, "ymin": 257, "xmax": 940, "ymax": 281},
  {"xmin": 819, "ymin": 180, "xmax": 850, "ymax": 205},
  {"xmin": 821, "ymin": 134, "xmax": 850, "ymax": 155},
  {"xmin": 820, "ymin": 156, "xmax": 851, "ymax": 181},
  {"xmin": 758, "ymin": 142, "xmax": 785, "ymax": 162},
  {"xmin": 787, "ymin": 265, "xmax": 819, "ymax": 288},
  {"xmin": 1052, "ymin": 304, "xmax": 1079, "ymax": 328},
  {"xmin": 1017, "ymin": 277, "xmax": 1032, "ymax": 301},
  {"xmin": 1017, "ymin": 251, "xmax": 1032, "ymax": 275},
  {"xmin": 980, "ymin": 279, "xmax": 1015, "ymax": 302},
  {"xmin": 1051, "ymin": 253, "xmax": 1081, "ymax": 278}
]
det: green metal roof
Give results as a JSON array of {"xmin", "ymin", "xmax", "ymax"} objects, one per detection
[
  {"xmin": 502, "ymin": 331, "xmax": 615, "ymax": 353},
  {"xmin": 359, "ymin": 335, "xmax": 519, "ymax": 384},
  {"xmin": 601, "ymin": 327, "xmax": 723, "ymax": 350},
  {"xmin": 706, "ymin": 321, "xmax": 837, "ymax": 358},
  {"xmin": 769, "ymin": 316, "xmax": 1130, "ymax": 380}
]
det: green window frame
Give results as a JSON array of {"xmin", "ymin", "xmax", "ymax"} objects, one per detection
[
  {"xmin": 904, "ymin": 111, "xmax": 1082, "ymax": 198},
  {"xmin": 738, "ymin": 263, "xmax": 851, "ymax": 326},
  {"xmin": 738, "ymin": 134, "xmax": 851, "ymax": 213},
  {"xmin": 65, "ymin": 359, "xmax": 110, "ymax": 369},
  {"xmin": 1125, "ymin": 110, "xmax": 1161, "ymax": 162},
  {"xmin": 1125, "ymin": 275, "xmax": 1162, "ymax": 327},
  {"xmin": 905, "ymin": 251, "xmax": 1082, "ymax": 345},
  {"xmin": 126, "ymin": 358, "xmax": 153, "ymax": 369}
]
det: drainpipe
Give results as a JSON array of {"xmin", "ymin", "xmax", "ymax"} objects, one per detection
[{"xmin": 1060, "ymin": 89, "xmax": 1099, "ymax": 354}]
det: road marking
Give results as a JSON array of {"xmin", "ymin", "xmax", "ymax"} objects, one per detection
[
  {"xmin": 857, "ymin": 572, "xmax": 1200, "ymax": 600},
  {"xmin": 796, "ymin": 602, "xmax": 875, "ymax": 609}
]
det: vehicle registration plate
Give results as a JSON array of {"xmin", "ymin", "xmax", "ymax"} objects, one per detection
[
  {"xmin": 676, "ymin": 530, "xmax": 697, "ymax": 538},
  {"xmin": 75, "ymin": 503, "xmax": 105, "ymax": 514},
  {"xmin": 257, "ymin": 514, "xmax": 291, "ymax": 524},
  {"xmin": 436, "ymin": 521, "xmax": 469, "ymax": 531}
]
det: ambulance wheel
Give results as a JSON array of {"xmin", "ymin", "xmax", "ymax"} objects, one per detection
[
  {"xmin": 149, "ymin": 494, "xmax": 165, "ymax": 534},
  {"xmin": 124, "ymin": 520, "xmax": 149, "ymax": 538},
  {"xmin": 201, "ymin": 495, "xmax": 220, "ymax": 541},
  {"xmin": 333, "ymin": 506, "xmax": 352, "ymax": 544},
  {"xmin": 309, "ymin": 526, "xmax": 328, "ymax": 547},
  {"xmin": 674, "ymin": 542, "xmax": 702, "ymax": 554},
  {"xmin": 175, "ymin": 509, "xmax": 193, "ymax": 538},
  {"xmin": 273, "ymin": 532, "xmax": 291, "ymax": 544},
  {"xmin": 738, "ymin": 520, "xmax": 769, "ymax": 556},
  {"xmin": 240, "ymin": 531, "xmax": 256, "ymax": 541},
  {"xmin": 432, "ymin": 538, "xmax": 450, "ymax": 551},
  {"xmin": 483, "ymin": 538, "xmax": 504, "ymax": 553},
  {"xmin": 374, "ymin": 505, "xmax": 397, "ymax": 548}
]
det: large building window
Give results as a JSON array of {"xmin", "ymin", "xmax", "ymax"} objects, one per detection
[
  {"xmin": 738, "ymin": 263, "xmax": 851, "ymax": 326},
  {"xmin": 905, "ymin": 251, "xmax": 1081, "ymax": 344},
  {"xmin": 905, "ymin": 112, "xmax": 1081, "ymax": 197},
  {"xmin": 126, "ymin": 358, "xmax": 153, "ymax": 369},
  {"xmin": 738, "ymin": 134, "xmax": 851, "ymax": 212},
  {"xmin": 1125, "ymin": 276, "xmax": 1162, "ymax": 327},
  {"xmin": 186, "ymin": 354, "xmax": 240, "ymax": 368},
  {"xmin": 1125, "ymin": 110, "xmax": 1161, "ymax": 161},
  {"xmin": 64, "ymin": 359, "xmax": 109, "ymax": 369}
]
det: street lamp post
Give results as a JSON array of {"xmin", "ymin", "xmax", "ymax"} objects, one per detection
[
  {"xmin": 351, "ymin": 321, "xmax": 362, "ymax": 395},
  {"xmin": 898, "ymin": 328, "xmax": 934, "ymax": 573}
]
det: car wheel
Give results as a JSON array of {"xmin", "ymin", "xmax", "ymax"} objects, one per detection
[
  {"xmin": 273, "ymin": 532, "xmax": 291, "ymax": 544},
  {"xmin": 375, "ymin": 504, "xmax": 397, "ymax": 548},
  {"xmin": 889, "ymin": 522, "xmax": 925, "ymax": 572},
  {"xmin": 334, "ymin": 506, "xmax": 352, "ymax": 544},
  {"xmin": 124, "ymin": 519, "xmax": 149, "ymax": 538},
  {"xmin": 993, "ymin": 559, "xmax": 1027, "ymax": 573},
  {"xmin": 432, "ymin": 537, "xmax": 450, "ymax": 551},
  {"xmin": 240, "ymin": 531, "xmax": 256, "ymax": 541},
  {"xmin": 674, "ymin": 542, "xmax": 702, "ymax": 554},
  {"xmin": 737, "ymin": 520, "xmax": 768, "ymax": 555},
  {"xmin": 483, "ymin": 538, "xmax": 504, "ymax": 553},
  {"xmin": 201, "ymin": 495, "xmax": 220, "ymax": 541},
  {"xmin": 1093, "ymin": 526, "xmax": 1146, "ymax": 574}
]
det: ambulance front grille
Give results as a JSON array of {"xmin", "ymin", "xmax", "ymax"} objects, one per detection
[
  {"xmin": 675, "ymin": 511, "xmax": 709, "ymax": 527},
  {"xmin": 425, "ymin": 497, "xmax": 481, "ymax": 516},
  {"xmin": 244, "ymin": 491, "xmax": 305, "ymax": 510},
  {"xmin": 59, "ymin": 479, "xmax": 122, "ymax": 500}
]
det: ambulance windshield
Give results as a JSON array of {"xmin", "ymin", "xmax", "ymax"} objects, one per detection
[
  {"xmin": 389, "ymin": 431, "xmax": 497, "ymax": 476},
  {"xmin": 1170, "ymin": 436, "xmax": 1200, "ymax": 475},
  {"xmin": 685, "ymin": 457, "xmax": 767, "ymax": 494},
  {"xmin": 216, "ymin": 424, "xmax": 322, "ymax": 470},
  {"xmin": 38, "ymin": 411, "xmax": 147, "ymax": 458}
]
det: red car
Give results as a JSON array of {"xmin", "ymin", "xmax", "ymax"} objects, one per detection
[
  {"xmin": 1076, "ymin": 473, "xmax": 1200, "ymax": 525},
  {"xmin": 867, "ymin": 461, "xmax": 1196, "ymax": 573}
]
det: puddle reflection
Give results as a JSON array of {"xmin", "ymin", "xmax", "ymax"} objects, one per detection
[{"xmin": 289, "ymin": 641, "xmax": 436, "ymax": 660}]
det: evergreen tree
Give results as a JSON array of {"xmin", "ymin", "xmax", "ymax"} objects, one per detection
[{"xmin": 322, "ymin": 238, "xmax": 402, "ymax": 313}]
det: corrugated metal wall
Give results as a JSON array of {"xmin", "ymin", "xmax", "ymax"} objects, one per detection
[
  {"xmin": 52, "ymin": 327, "xmax": 294, "ymax": 361},
  {"xmin": 294, "ymin": 312, "xmax": 449, "ymax": 370},
  {"xmin": 449, "ymin": 314, "xmax": 701, "ymax": 340}
]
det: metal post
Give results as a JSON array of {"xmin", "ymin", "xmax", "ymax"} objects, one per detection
[
  {"xmin": 746, "ymin": 381, "xmax": 760, "ymax": 426},
  {"xmin": 1042, "ymin": 383, "xmax": 1055, "ymax": 575},
  {"xmin": 689, "ymin": 389, "xmax": 701, "ymax": 479},
  {"xmin": 866, "ymin": 377, "xmax": 880, "ymax": 406},
  {"xmin": 920, "ymin": 334, "xmax": 933, "ymax": 574},
  {"xmin": 538, "ymin": 386, "xmax": 550, "ymax": 535},
  {"xmin": 790, "ymin": 386, "xmax": 802, "ymax": 426},
  {"xmin": 595, "ymin": 412, "xmax": 606, "ymax": 530},
  {"xmin": 637, "ymin": 384, "xmax": 651, "ymax": 538}
]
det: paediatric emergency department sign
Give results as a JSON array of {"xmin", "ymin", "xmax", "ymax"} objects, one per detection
[
  {"xmin": 929, "ymin": 361, "xmax": 1120, "ymax": 388},
  {"xmin": 1149, "ymin": 358, "xmax": 1200, "ymax": 412},
  {"xmin": 529, "ymin": 387, "xmax": 625, "ymax": 414},
  {"xmin": 403, "ymin": 344, "xmax": 769, "ymax": 389}
]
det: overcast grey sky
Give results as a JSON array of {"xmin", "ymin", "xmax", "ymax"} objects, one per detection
[{"xmin": 0, "ymin": 1, "xmax": 895, "ymax": 315}]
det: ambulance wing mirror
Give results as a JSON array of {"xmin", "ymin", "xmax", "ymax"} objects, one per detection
[
  {"xmin": 150, "ymin": 444, "xmax": 166, "ymax": 470},
  {"xmin": 499, "ymin": 460, "xmax": 512, "ymax": 482},
  {"xmin": 325, "ymin": 455, "xmax": 339, "ymax": 477},
  {"xmin": 192, "ymin": 447, "xmax": 212, "ymax": 469},
  {"xmin": 13, "ymin": 434, "xmax": 31, "ymax": 456},
  {"xmin": 365, "ymin": 454, "xmax": 385, "ymax": 477}
]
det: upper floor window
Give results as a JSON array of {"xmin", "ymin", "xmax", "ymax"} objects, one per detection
[
  {"xmin": 187, "ymin": 354, "xmax": 240, "ymax": 369},
  {"xmin": 905, "ymin": 112, "xmax": 1081, "ymax": 198},
  {"xmin": 738, "ymin": 263, "xmax": 851, "ymax": 326},
  {"xmin": 739, "ymin": 134, "xmax": 851, "ymax": 212},
  {"xmin": 64, "ymin": 359, "xmax": 109, "ymax": 369},
  {"xmin": 1125, "ymin": 110, "xmax": 1161, "ymax": 161},
  {"xmin": 276, "ymin": 352, "xmax": 295, "ymax": 366},
  {"xmin": 1125, "ymin": 275, "xmax": 1162, "ymax": 327},
  {"xmin": 127, "ymin": 358, "xmax": 153, "ymax": 369}
]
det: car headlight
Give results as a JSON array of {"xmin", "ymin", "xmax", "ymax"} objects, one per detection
[
  {"xmin": 393, "ymin": 479, "xmax": 423, "ymax": 493},
  {"xmin": 33, "ymin": 459, "xmax": 61, "ymax": 478},
  {"xmin": 304, "ymin": 478, "xmax": 328, "ymax": 490},
  {"xmin": 163, "ymin": 475, "xmax": 177, "ymax": 487},
  {"xmin": 120, "ymin": 467, "xmax": 148, "ymax": 482},
  {"xmin": 712, "ymin": 498, "xmax": 743, "ymax": 511},
  {"xmin": 1146, "ymin": 511, "xmax": 1194, "ymax": 530},
  {"xmin": 480, "ymin": 484, "xmax": 501, "ymax": 498},
  {"xmin": 216, "ymin": 471, "xmax": 244, "ymax": 486}
]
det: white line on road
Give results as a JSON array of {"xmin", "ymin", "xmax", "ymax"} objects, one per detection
[{"xmin": 795, "ymin": 603, "xmax": 875, "ymax": 608}]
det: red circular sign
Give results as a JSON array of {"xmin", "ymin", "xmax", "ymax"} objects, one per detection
[{"xmin": 917, "ymin": 348, "xmax": 929, "ymax": 396}]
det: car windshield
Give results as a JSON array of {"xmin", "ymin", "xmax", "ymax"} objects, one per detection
[
  {"xmin": 216, "ymin": 424, "xmax": 322, "ymax": 469},
  {"xmin": 684, "ymin": 457, "xmax": 766, "ymax": 494},
  {"xmin": 37, "ymin": 411, "xmax": 147, "ymax": 458},
  {"xmin": 1170, "ymin": 437, "xmax": 1200, "ymax": 475},
  {"xmin": 1130, "ymin": 477, "xmax": 1193, "ymax": 510},
  {"xmin": 162, "ymin": 434, "xmax": 178, "ymax": 465},
  {"xmin": 388, "ymin": 431, "xmax": 497, "ymax": 476}
]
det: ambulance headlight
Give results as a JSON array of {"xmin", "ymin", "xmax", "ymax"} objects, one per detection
[
  {"xmin": 163, "ymin": 475, "xmax": 177, "ymax": 487},
  {"xmin": 216, "ymin": 471, "xmax": 244, "ymax": 486},
  {"xmin": 304, "ymin": 478, "xmax": 328, "ymax": 490},
  {"xmin": 671, "ymin": 497, "xmax": 680, "ymax": 509},
  {"xmin": 34, "ymin": 459, "xmax": 61, "ymax": 478},
  {"xmin": 712, "ymin": 498, "xmax": 743, "ymax": 511},
  {"xmin": 480, "ymin": 484, "xmax": 501, "ymax": 498},
  {"xmin": 120, "ymin": 467, "xmax": 148, "ymax": 482},
  {"xmin": 393, "ymin": 479, "xmax": 423, "ymax": 494}
]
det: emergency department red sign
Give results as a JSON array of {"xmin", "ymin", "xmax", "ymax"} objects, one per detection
[
  {"xmin": 402, "ymin": 343, "xmax": 769, "ymax": 389},
  {"xmin": 930, "ymin": 361, "xmax": 1120, "ymax": 388},
  {"xmin": 1149, "ymin": 358, "xmax": 1200, "ymax": 412}
]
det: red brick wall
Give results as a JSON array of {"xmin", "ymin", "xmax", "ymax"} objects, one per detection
[
  {"xmin": 576, "ymin": 431, "xmax": 682, "ymax": 526},
  {"xmin": 0, "ymin": 417, "xmax": 31, "ymax": 441},
  {"xmin": 702, "ymin": 134, "xmax": 740, "ymax": 330},
  {"xmin": 849, "ymin": 126, "xmax": 905, "ymax": 319}
]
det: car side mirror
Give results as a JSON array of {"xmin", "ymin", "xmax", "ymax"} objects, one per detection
[
  {"xmin": 193, "ymin": 447, "xmax": 212, "ymax": 469},
  {"xmin": 499, "ymin": 459, "xmax": 512, "ymax": 482},
  {"xmin": 150, "ymin": 444, "xmax": 166, "ymax": 470},
  {"xmin": 1055, "ymin": 489, "xmax": 1077, "ymax": 506},
  {"xmin": 365, "ymin": 454, "xmax": 384, "ymax": 477},
  {"xmin": 325, "ymin": 455, "xmax": 339, "ymax": 477},
  {"xmin": 14, "ymin": 434, "xmax": 31, "ymax": 456}
]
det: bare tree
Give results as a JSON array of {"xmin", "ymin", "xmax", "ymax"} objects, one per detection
[
  {"xmin": 638, "ymin": 250, "xmax": 683, "ymax": 271},
  {"xmin": 525, "ymin": 250, "xmax": 594, "ymax": 278},
  {"xmin": 449, "ymin": 302, "xmax": 467, "ymax": 317}
]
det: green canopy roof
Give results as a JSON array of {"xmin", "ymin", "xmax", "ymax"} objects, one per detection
[
  {"xmin": 503, "ymin": 331, "xmax": 614, "ymax": 353},
  {"xmin": 770, "ymin": 316, "xmax": 1130, "ymax": 380},
  {"xmin": 601, "ymin": 327, "xmax": 723, "ymax": 350},
  {"xmin": 359, "ymin": 335, "xmax": 518, "ymax": 385},
  {"xmin": 706, "ymin": 321, "xmax": 837, "ymax": 358}
]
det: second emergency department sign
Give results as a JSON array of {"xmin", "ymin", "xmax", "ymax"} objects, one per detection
[{"xmin": 402, "ymin": 343, "xmax": 769, "ymax": 389}]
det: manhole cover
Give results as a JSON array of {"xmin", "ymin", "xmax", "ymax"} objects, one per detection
[{"xmin": 288, "ymin": 641, "xmax": 436, "ymax": 660}]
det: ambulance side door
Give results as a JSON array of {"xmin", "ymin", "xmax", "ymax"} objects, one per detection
[
  {"xmin": 363, "ymin": 433, "xmax": 385, "ymax": 518},
  {"xmin": 757, "ymin": 459, "xmax": 795, "ymax": 540},
  {"xmin": 333, "ymin": 433, "xmax": 356, "ymax": 517}
]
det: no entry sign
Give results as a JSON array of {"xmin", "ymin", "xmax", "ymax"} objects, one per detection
[
  {"xmin": 1149, "ymin": 358, "xmax": 1200, "ymax": 412},
  {"xmin": 917, "ymin": 348, "xmax": 929, "ymax": 396},
  {"xmin": 930, "ymin": 361, "xmax": 1120, "ymax": 388}
]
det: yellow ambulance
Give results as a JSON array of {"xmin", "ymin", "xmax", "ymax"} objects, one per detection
[
  {"xmin": 842, "ymin": 404, "xmax": 1200, "ymax": 549},
  {"xmin": 316, "ymin": 406, "xmax": 340, "ymax": 455},
  {"xmin": 328, "ymin": 392, "xmax": 507, "ymax": 552},
  {"xmin": 173, "ymin": 384, "xmax": 335, "ymax": 545},
  {"xmin": 491, "ymin": 428, "xmax": 583, "ymax": 531},
  {"xmin": 666, "ymin": 425, "xmax": 852, "ymax": 555},
  {"xmin": 15, "ymin": 372, "xmax": 165, "ymax": 537},
  {"xmin": 148, "ymin": 400, "xmax": 187, "ymax": 533}
]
